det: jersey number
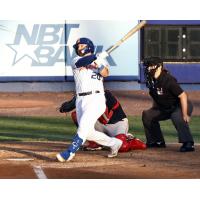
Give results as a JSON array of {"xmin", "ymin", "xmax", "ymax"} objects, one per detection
[{"xmin": 91, "ymin": 73, "xmax": 102, "ymax": 80}]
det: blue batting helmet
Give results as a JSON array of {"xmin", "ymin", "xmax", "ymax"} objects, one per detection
[{"xmin": 73, "ymin": 37, "xmax": 95, "ymax": 56}]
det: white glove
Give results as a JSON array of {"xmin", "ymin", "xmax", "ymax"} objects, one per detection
[
  {"xmin": 94, "ymin": 51, "xmax": 109, "ymax": 69},
  {"xmin": 98, "ymin": 51, "xmax": 109, "ymax": 59},
  {"xmin": 94, "ymin": 57, "xmax": 105, "ymax": 67}
]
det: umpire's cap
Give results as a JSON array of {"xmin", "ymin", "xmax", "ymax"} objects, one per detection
[{"xmin": 143, "ymin": 57, "xmax": 163, "ymax": 68}]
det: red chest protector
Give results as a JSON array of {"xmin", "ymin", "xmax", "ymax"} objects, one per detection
[{"xmin": 98, "ymin": 101, "xmax": 120, "ymax": 125}]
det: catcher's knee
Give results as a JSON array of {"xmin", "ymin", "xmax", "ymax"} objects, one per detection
[{"xmin": 71, "ymin": 111, "xmax": 78, "ymax": 127}]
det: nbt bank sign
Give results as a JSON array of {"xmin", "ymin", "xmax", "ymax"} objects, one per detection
[{"xmin": 7, "ymin": 24, "xmax": 116, "ymax": 66}]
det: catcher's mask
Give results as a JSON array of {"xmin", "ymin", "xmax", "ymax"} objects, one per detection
[
  {"xmin": 73, "ymin": 37, "xmax": 95, "ymax": 56},
  {"xmin": 143, "ymin": 57, "xmax": 163, "ymax": 89}
]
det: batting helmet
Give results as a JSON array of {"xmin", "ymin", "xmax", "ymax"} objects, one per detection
[{"xmin": 73, "ymin": 37, "xmax": 95, "ymax": 56}]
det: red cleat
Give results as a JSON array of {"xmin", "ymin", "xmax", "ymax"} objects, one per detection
[{"xmin": 128, "ymin": 138, "xmax": 147, "ymax": 150}]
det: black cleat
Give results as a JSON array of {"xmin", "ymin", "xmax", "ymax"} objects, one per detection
[
  {"xmin": 146, "ymin": 141, "xmax": 166, "ymax": 148},
  {"xmin": 180, "ymin": 142, "xmax": 195, "ymax": 152}
]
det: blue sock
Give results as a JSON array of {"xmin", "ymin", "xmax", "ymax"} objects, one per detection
[
  {"xmin": 68, "ymin": 134, "xmax": 83, "ymax": 153},
  {"xmin": 60, "ymin": 134, "xmax": 83, "ymax": 160}
]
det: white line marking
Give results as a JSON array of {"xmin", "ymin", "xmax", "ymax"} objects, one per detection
[
  {"xmin": 33, "ymin": 166, "xmax": 47, "ymax": 179},
  {"xmin": 5, "ymin": 158, "xmax": 34, "ymax": 161}
]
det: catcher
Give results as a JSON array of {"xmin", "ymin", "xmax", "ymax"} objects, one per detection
[{"xmin": 59, "ymin": 90, "xmax": 146, "ymax": 152}]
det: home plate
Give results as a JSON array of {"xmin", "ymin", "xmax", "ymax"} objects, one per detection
[{"xmin": 5, "ymin": 158, "xmax": 34, "ymax": 161}]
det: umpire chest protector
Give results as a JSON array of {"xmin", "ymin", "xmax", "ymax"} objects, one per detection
[{"xmin": 149, "ymin": 70, "xmax": 183, "ymax": 112}]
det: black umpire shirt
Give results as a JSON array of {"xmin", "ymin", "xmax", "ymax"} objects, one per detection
[{"xmin": 149, "ymin": 70, "xmax": 183, "ymax": 113}]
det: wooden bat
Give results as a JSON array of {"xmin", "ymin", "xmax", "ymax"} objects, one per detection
[{"xmin": 106, "ymin": 20, "xmax": 147, "ymax": 54}]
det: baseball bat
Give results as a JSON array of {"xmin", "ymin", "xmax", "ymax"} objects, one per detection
[{"xmin": 106, "ymin": 20, "xmax": 147, "ymax": 54}]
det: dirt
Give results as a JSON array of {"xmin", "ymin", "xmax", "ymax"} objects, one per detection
[
  {"xmin": 0, "ymin": 141, "xmax": 199, "ymax": 179},
  {"xmin": 0, "ymin": 91, "xmax": 199, "ymax": 179},
  {"xmin": 0, "ymin": 90, "xmax": 199, "ymax": 116}
]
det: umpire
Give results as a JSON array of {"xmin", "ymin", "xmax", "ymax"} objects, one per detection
[{"xmin": 142, "ymin": 57, "xmax": 195, "ymax": 152}]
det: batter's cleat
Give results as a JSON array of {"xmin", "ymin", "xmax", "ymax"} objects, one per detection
[
  {"xmin": 82, "ymin": 141, "xmax": 103, "ymax": 151},
  {"xmin": 56, "ymin": 151, "xmax": 75, "ymax": 162},
  {"xmin": 146, "ymin": 141, "xmax": 166, "ymax": 148},
  {"xmin": 180, "ymin": 142, "xmax": 195, "ymax": 152},
  {"xmin": 108, "ymin": 139, "xmax": 123, "ymax": 158}
]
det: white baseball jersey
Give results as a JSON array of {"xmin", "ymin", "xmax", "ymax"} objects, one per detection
[
  {"xmin": 70, "ymin": 54, "xmax": 121, "ymax": 150},
  {"xmin": 72, "ymin": 56, "xmax": 106, "ymax": 94}
]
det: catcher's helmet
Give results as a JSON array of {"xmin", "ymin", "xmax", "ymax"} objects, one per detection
[{"xmin": 73, "ymin": 37, "xmax": 95, "ymax": 56}]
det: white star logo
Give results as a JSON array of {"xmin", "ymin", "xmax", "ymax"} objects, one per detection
[{"xmin": 7, "ymin": 42, "xmax": 40, "ymax": 65}]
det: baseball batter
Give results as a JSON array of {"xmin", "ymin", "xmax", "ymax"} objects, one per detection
[{"xmin": 56, "ymin": 38, "xmax": 122, "ymax": 162}]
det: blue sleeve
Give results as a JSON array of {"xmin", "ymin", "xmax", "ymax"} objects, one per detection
[
  {"xmin": 72, "ymin": 56, "xmax": 80, "ymax": 69},
  {"xmin": 75, "ymin": 54, "xmax": 97, "ymax": 68}
]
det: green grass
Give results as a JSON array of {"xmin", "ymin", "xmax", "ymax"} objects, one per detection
[
  {"xmin": 128, "ymin": 116, "xmax": 200, "ymax": 143},
  {"xmin": 0, "ymin": 116, "xmax": 76, "ymax": 141},
  {"xmin": 0, "ymin": 116, "xmax": 199, "ymax": 143}
]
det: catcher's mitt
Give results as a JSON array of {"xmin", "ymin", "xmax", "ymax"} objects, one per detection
[{"xmin": 59, "ymin": 96, "xmax": 76, "ymax": 113}]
